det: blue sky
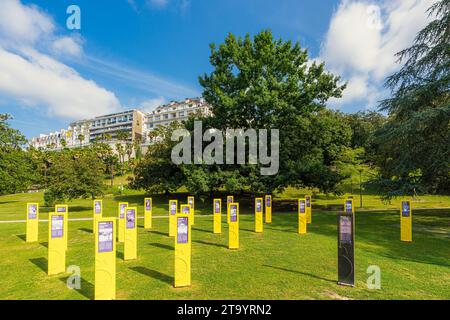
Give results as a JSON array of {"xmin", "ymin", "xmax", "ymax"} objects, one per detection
[{"xmin": 0, "ymin": 0, "xmax": 435, "ymax": 138}]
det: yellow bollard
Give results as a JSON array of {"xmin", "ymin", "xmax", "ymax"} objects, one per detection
[
  {"xmin": 93, "ymin": 199, "xmax": 103, "ymax": 234},
  {"xmin": 265, "ymin": 195, "xmax": 272, "ymax": 223},
  {"xmin": 174, "ymin": 205, "xmax": 191, "ymax": 288},
  {"xmin": 226, "ymin": 195, "xmax": 234, "ymax": 224},
  {"xmin": 255, "ymin": 198, "xmax": 263, "ymax": 233},
  {"xmin": 213, "ymin": 199, "xmax": 221, "ymax": 234},
  {"xmin": 48, "ymin": 211, "xmax": 66, "ymax": 275},
  {"xmin": 228, "ymin": 203, "xmax": 239, "ymax": 249},
  {"xmin": 144, "ymin": 198, "xmax": 152, "ymax": 229},
  {"xmin": 169, "ymin": 200, "xmax": 178, "ymax": 237},
  {"xmin": 26, "ymin": 203, "xmax": 39, "ymax": 242},
  {"xmin": 298, "ymin": 199, "xmax": 307, "ymax": 234},
  {"xmin": 55, "ymin": 205, "xmax": 68, "ymax": 251},
  {"xmin": 124, "ymin": 207, "xmax": 137, "ymax": 260},
  {"xmin": 118, "ymin": 202, "xmax": 128, "ymax": 243},
  {"xmin": 401, "ymin": 200, "xmax": 412, "ymax": 242},
  {"xmin": 305, "ymin": 195, "xmax": 312, "ymax": 224},
  {"xmin": 95, "ymin": 218, "xmax": 116, "ymax": 300},
  {"xmin": 187, "ymin": 196, "xmax": 195, "ymax": 225}
]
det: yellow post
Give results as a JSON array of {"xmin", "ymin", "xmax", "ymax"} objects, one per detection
[
  {"xmin": 124, "ymin": 207, "xmax": 137, "ymax": 260},
  {"xmin": 55, "ymin": 205, "xmax": 68, "ymax": 251},
  {"xmin": 144, "ymin": 198, "xmax": 152, "ymax": 229},
  {"xmin": 226, "ymin": 195, "xmax": 234, "ymax": 224},
  {"xmin": 169, "ymin": 200, "xmax": 178, "ymax": 237},
  {"xmin": 213, "ymin": 198, "xmax": 221, "ymax": 234},
  {"xmin": 255, "ymin": 198, "xmax": 263, "ymax": 233},
  {"xmin": 401, "ymin": 200, "xmax": 412, "ymax": 242},
  {"xmin": 48, "ymin": 211, "xmax": 66, "ymax": 275},
  {"xmin": 95, "ymin": 218, "xmax": 116, "ymax": 300},
  {"xmin": 93, "ymin": 199, "xmax": 103, "ymax": 234},
  {"xmin": 174, "ymin": 205, "xmax": 191, "ymax": 288},
  {"xmin": 187, "ymin": 196, "xmax": 195, "ymax": 225},
  {"xmin": 305, "ymin": 195, "xmax": 312, "ymax": 224},
  {"xmin": 228, "ymin": 203, "xmax": 239, "ymax": 249},
  {"xmin": 265, "ymin": 195, "xmax": 272, "ymax": 223},
  {"xmin": 118, "ymin": 202, "xmax": 128, "ymax": 243},
  {"xmin": 298, "ymin": 199, "xmax": 307, "ymax": 234},
  {"xmin": 26, "ymin": 203, "xmax": 39, "ymax": 242}
]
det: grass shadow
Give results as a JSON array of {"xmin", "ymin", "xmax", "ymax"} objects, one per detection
[
  {"xmin": 117, "ymin": 251, "xmax": 124, "ymax": 260},
  {"xmin": 40, "ymin": 241, "xmax": 48, "ymax": 248},
  {"xmin": 192, "ymin": 227, "xmax": 211, "ymax": 234},
  {"xmin": 129, "ymin": 266, "xmax": 172, "ymax": 285},
  {"xmin": 29, "ymin": 257, "xmax": 47, "ymax": 273},
  {"xmin": 78, "ymin": 228, "xmax": 92, "ymax": 234},
  {"xmin": 59, "ymin": 276, "xmax": 95, "ymax": 300},
  {"xmin": 149, "ymin": 242, "xmax": 173, "ymax": 251},
  {"xmin": 193, "ymin": 240, "xmax": 227, "ymax": 249},
  {"xmin": 150, "ymin": 230, "xmax": 169, "ymax": 237},
  {"xmin": 16, "ymin": 234, "xmax": 26, "ymax": 242},
  {"xmin": 262, "ymin": 264, "xmax": 335, "ymax": 283}
]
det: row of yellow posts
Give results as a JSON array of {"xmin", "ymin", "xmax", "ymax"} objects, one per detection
[{"xmin": 25, "ymin": 195, "xmax": 413, "ymax": 299}]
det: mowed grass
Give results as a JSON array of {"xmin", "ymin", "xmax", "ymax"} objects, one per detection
[{"xmin": 0, "ymin": 191, "xmax": 449, "ymax": 300}]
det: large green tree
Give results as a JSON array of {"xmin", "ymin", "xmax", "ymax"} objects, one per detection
[
  {"xmin": 0, "ymin": 114, "xmax": 36, "ymax": 194},
  {"xmin": 371, "ymin": 0, "xmax": 450, "ymax": 197},
  {"xmin": 131, "ymin": 31, "xmax": 353, "ymax": 197},
  {"xmin": 197, "ymin": 30, "xmax": 349, "ymax": 193}
]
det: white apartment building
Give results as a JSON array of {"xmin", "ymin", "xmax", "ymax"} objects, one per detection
[
  {"xmin": 89, "ymin": 109, "xmax": 145, "ymax": 143},
  {"xmin": 29, "ymin": 120, "xmax": 91, "ymax": 150},
  {"xmin": 28, "ymin": 98, "xmax": 211, "ymax": 151},
  {"xmin": 143, "ymin": 98, "xmax": 212, "ymax": 144}
]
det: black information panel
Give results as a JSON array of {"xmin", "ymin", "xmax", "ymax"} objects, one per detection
[{"xmin": 337, "ymin": 211, "xmax": 355, "ymax": 286}]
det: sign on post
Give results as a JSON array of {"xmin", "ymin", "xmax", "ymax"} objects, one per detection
[
  {"xmin": 305, "ymin": 195, "xmax": 312, "ymax": 224},
  {"xmin": 187, "ymin": 196, "xmax": 195, "ymax": 225},
  {"xmin": 55, "ymin": 205, "xmax": 68, "ymax": 251},
  {"xmin": 48, "ymin": 212, "xmax": 66, "ymax": 275},
  {"xmin": 174, "ymin": 205, "xmax": 191, "ymax": 288},
  {"xmin": 213, "ymin": 199, "xmax": 221, "ymax": 234},
  {"xmin": 255, "ymin": 198, "xmax": 263, "ymax": 233},
  {"xmin": 118, "ymin": 202, "xmax": 128, "ymax": 243},
  {"xmin": 93, "ymin": 200, "xmax": 103, "ymax": 234},
  {"xmin": 226, "ymin": 196, "xmax": 234, "ymax": 224},
  {"xmin": 338, "ymin": 200, "xmax": 355, "ymax": 286},
  {"xmin": 265, "ymin": 195, "xmax": 272, "ymax": 223},
  {"xmin": 169, "ymin": 200, "xmax": 178, "ymax": 237},
  {"xmin": 26, "ymin": 203, "xmax": 39, "ymax": 242},
  {"xmin": 298, "ymin": 199, "xmax": 307, "ymax": 234},
  {"xmin": 401, "ymin": 201, "xmax": 412, "ymax": 242},
  {"xmin": 144, "ymin": 198, "xmax": 152, "ymax": 229},
  {"xmin": 228, "ymin": 203, "xmax": 239, "ymax": 249},
  {"xmin": 95, "ymin": 219, "xmax": 116, "ymax": 300},
  {"xmin": 124, "ymin": 207, "xmax": 137, "ymax": 260}
]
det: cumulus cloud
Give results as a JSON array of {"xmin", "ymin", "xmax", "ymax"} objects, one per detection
[
  {"xmin": 51, "ymin": 36, "xmax": 83, "ymax": 57},
  {"xmin": 0, "ymin": 0, "xmax": 122, "ymax": 120},
  {"xmin": 0, "ymin": 48, "xmax": 121, "ymax": 119},
  {"xmin": 320, "ymin": 0, "xmax": 436, "ymax": 109}
]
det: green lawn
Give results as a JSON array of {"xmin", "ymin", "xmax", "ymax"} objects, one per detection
[{"xmin": 0, "ymin": 190, "xmax": 449, "ymax": 300}]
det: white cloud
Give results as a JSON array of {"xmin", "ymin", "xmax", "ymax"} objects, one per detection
[
  {"xmin": 138, "ymin": 97, "xmax": 166, "ymax": 112},
  {"xmin": 0, "ymin": 48, "xmax": 121, "ymax": 119},
  {"xmin": 0, "ymin": 0, "xmax": 122, "ymax": 120},
  {"xmin": 319, "ymin": 0, "xmax": 436, "ymax": 109},
  {"xmin": 0, "ymin": 0, "xmax": 53, "ymax": 46},
  {"xmin": 51, "ymin": 36, "xmax": 83, "ymax": 57}
]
